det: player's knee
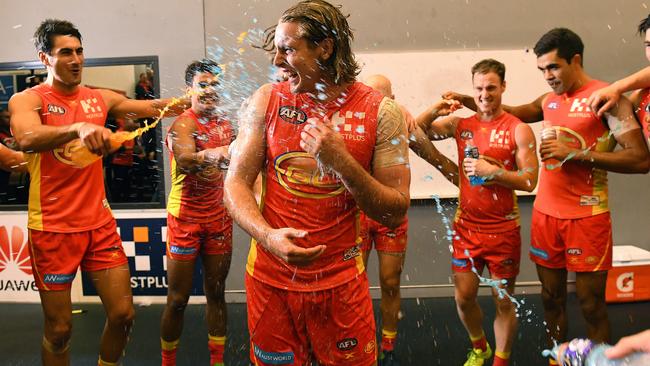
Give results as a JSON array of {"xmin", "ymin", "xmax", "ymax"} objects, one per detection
[
  {"xmin": 107, "ymin": 304, "xmax": 135, "ymax": 329},
  {"xmin": 494, "ymin": 296, "xmax": 515, "ymax": 315},
  {"xmin": 380, "ymin": 273, "xmax": 401, "ymax": 295},
  {"xmin": 167, "ymin": 292, "xmax": 191, "ymax": 312},
  {"xmin": 45, "ymin": 321, "xmax": 73, "ymax": 350},
  {"xmin": 540, "ymin": 286, "xmax": 565, "ymax": 309},
  {"xmin": 578, "ymin": 296, "xmax": 606, "ymax": 321},
  {"xmin": 204, "ymin": 283, "xmax": 226, "ymax": 304},
  {"xmin": 455, "ymin": 290, "xmax": 477, "ymax": 311}
]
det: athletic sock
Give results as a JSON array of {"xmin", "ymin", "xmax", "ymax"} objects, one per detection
[
  {"xmin": 469, "ymin": 331, "xmax": 487, "ymax": 352},
  {"xmin": 161, "ymin": 338, "xmax": 179, "ymax": 366},
  {"xmin": 208, "ymin": 335, "xmax": 226, "ymax": 366},
  {"xmin": 549, "ymin": 358, "xmax": 559, "ymax": 366},
  {"xmin": 381, "ymin": 329, "xmax": 397, "ymax": 352},
  {"xmin": 97, "ymin": 357, "xmax": 119, "ymax": 366},
  {"xmin": 493, "ymin": 350, "xmax": 511, "ymax": 366}
]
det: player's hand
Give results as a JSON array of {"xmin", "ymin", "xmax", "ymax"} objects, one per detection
[
  {"xmin": 443, "ymin": 91, "xmax": 470, "ymax": 105},
  {"xmin": 404, "ymin": 113, "xmax": 418, "ymax": 133},
  {"xmin": 300, "ymin": 117, "xmax": 349, "ymax": 171},
  {"xmin": 263, "ymin": 228, "xmax": 326, "ymax": 265},
  {"xmin": 539, "ymin": 139, "xmax": 577, "ymax": 162},
  {"xmin": 432, "ymin": 99, "xmax": 462, "ymax": 117},
  {"xmin": 606, "ymin": 330, "xmax": 650, "ymax": 359},
  {"xmin": 587, "ymin": 85, "xmax": 621, "ymax": 118},
  {"xmin": 74, "ymin": 122, "xmax": 112, "ymax": 156},
  {"xmin": 199, "ymin": 146, "xmax": 230, "ymax": 167},
  {"xmin": 463, "ymin": 157, "xmax": 498, "ymax": 177}
]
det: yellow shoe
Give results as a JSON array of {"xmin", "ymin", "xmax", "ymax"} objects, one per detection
[{"xmin": 463, "ymin": 343, "xmax": 493, "ymax": 366}]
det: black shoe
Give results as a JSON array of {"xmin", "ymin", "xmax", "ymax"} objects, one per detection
[{"xmin": 379, "ymin": 351, "xmax": 400, "ymax": 366}]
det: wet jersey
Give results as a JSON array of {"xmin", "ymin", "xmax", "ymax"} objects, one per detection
[
  {"xmin": 25, "ymin": 84, "xmax": 113, "ymax": 232},
  {"xmin": 166, "ymin": 109, "xmax": 233, "ymax": 223},
  {"xmin": 247, "ymin": 81, "xmax": 382, "ymax": 291},
  {"xmin": 453, "ymin": 112, "xmax": 522, "ymax": 232},
  {"xmin": 635, "ymin": 88, "xmax": 650, "ymax": 148},
  {"xmin": 535, "ymin": 80, "xmax": 616, "ymax": 219}
]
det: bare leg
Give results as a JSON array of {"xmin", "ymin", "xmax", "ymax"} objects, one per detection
[
  {"xmin": 492, "ymin": 277, "xmax": 517, "ymax": 355},
  {"xmin": 536, "ymin": 265, "xmax": 568, "ymax": 347},
  {"xmin": 39, "ymin": 289, "xmax": 72, "ymax": 366},
  {"xmin": 575, "ymin": 271, "xmax": 610, "ymax": 343},
  {"xmin": 88, "ymin": 264, "xmax": 135, "ymax": 363}
]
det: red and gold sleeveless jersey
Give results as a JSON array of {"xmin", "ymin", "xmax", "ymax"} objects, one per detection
[
  {"xmin": 247, "ymin": 81, "xmax": 382, "ymax": 291},
  {"xmin": 25, "ymin": 84, "xmax": 113, "ymax": 232},
  {"xmin": 453, "ymin": 112, "xmax": 522, "ymax": 232},
  {"xmin": 535, "ymin": 80, "xmax": 616, "ymax": 218},
  {"xmin": 166, "ymin": 109, "xmax": 233, "ymax": 223},
  {"xmin": 635, "ymin": 88, "xmax": 650, "ymax": 148}
]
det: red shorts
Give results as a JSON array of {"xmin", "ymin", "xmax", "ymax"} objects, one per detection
[
  {"xmin": 28, "ymin": 219, "xmax": 127, "ymax": 291},
  {"xmin": 451, "ymin": 224, "xmax": 521, "ymax": 279},
  {"xmin": 530, "ymin": 209, "xmax": 612, "ymax": 272},
  {"xmin": 166, "ymin": 214, "xmax": 233, "ymax": 261},
  {"xmin": 359, "ymin": 214, "xmax": 408, "ymax": 254},
  {"xmin": 246, "ymin": 274, "xmax": 377, "ymax": 366}
]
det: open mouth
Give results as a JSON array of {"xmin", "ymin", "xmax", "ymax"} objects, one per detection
[
  {"xmin": 283, "ymin": 69, "xmax": 298, "ymax": 83},
  {"xmin": 199, "ymin": 95, "xmax": 218, "ymax": 104}
]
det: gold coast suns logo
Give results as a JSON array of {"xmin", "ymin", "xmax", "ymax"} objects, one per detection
[
  {"xmin": 52, "ymin": 141, "xmax": 78, "ymax": 166},
  {"xmin": 274, "ymin": 151, "xmax": 345, "ymax": 199},
  {"xmin": 555, "ymin": 127, "xmax": 587, "ymax": 151}
]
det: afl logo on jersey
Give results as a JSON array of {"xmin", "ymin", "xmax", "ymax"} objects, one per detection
[
  {"xmin": 460, "ymin": 130, "xmax": 473, "ymax": 140},
  {"xmin": 47, "ymin": 104, "xmax": 66, "ymax": 115},
  {"xmin": 547, "ymin": 102, "xmax": 559, "ymax": 110},
  {"xmin": 278, "ymin": 106, "xmax": 307, "ymax": 124}
]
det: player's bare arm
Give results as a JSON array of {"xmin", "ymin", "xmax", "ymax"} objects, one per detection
[
  {"xmin": 225, "ymin": 84, "xmax": 325, "ymax": 265},
  {"xmin": 444, "ymin": 91, "xmax": 548, "ymax": 124},
  {"xmin": 100, "ymin": 89, "xmax": 190, "ymax": 120},
  {"xmin": 0, "ymin": 144, "xmax": 27, "ymax": 173},
  {"xmin": 9, "ymin": 91, "xmax": 111, "ymax": 155},
  {"xmin": 588, "ymin": 66, "xmax": 650, "ymax": 116},
  {"xmin": 415, "ymin": 99, "xmax": 461, "ymax": 138},
  {"xmin": 300, "ymin": 98, "xmax": 410, "ymax": 229},
  {"xmin": 169, "ymin": 116, "xmax": 228, "ymax": 176},
  {"xmin": 409, "ymin": 126, "xmax": 459, "ymax": 186}
]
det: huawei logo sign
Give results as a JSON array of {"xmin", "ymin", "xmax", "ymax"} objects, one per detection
[{"xmin": 0, "ymin": 226, "xmax": 32, "ymax": 275}]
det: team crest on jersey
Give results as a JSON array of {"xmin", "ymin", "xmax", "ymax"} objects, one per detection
[
  {"xmin": 343, "ymin": 245, "xmax": 360, "ymax": 261},
  {"xmin": 279, "ymin": 106, "xmax": 307, "ymax": 124},
  {"xmin": 460, "ymin": 130, "xmax": 473, "ymax": 140},
  {"xmin": 547, "ymin": 102, "xmax": 559, "ymax": 110},
  {"xmin": 47, "ymin": 104, "xmax": 66, "ymax": 115}
]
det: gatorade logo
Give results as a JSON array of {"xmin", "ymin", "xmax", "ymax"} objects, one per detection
[
  {"xmin": 616, "ymin": 272, "xmax": 634, "ymax": 293},
  {"xmin": 0, "ymin": 226, "xmax": 32, "ymax": 275}
]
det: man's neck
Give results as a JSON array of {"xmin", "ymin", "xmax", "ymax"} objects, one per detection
[
  {"xmin": 477, "ymin": 107, "xmax": 504, "ymax": 122},
  {"xmin": 47, "ymin": 76, "xmax": 79, "ymax": 95},
  {"xmin": 565, "ymin": 70, "xmax": 592, "ymax": 95}
]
